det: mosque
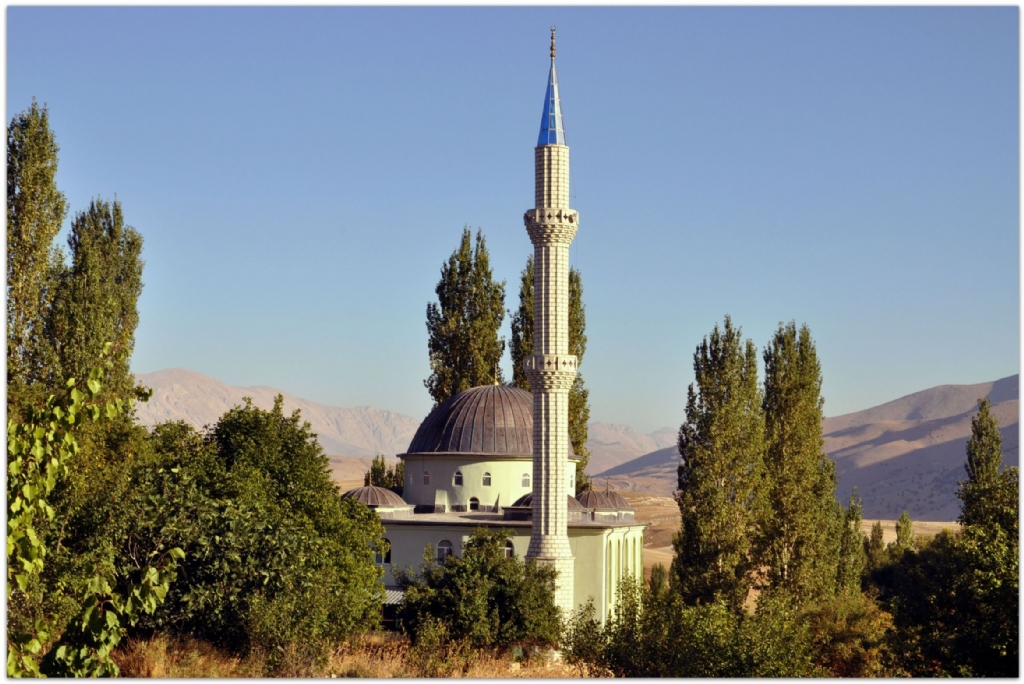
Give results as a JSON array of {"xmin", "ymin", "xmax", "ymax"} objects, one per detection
[{"xmin": 343, "ymin": 30, "xmax": 646, "ymax": 621}]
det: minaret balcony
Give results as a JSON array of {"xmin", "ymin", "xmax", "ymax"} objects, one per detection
[
  {"xmin": 524, "ymin": 354, "xmax": 578, "ymax": 391},
  {"xmin": 524, "ymin": 208, "xmax": 579, "ymax": 244}
]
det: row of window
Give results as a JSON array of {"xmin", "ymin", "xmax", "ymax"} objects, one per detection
[
  {"xmin": 422, "ymin": 470, "xmax": 531, "ymax": 488},
  {"xmin": 375, "ymin": 538, "xmax": 515, "ymax": 565}
]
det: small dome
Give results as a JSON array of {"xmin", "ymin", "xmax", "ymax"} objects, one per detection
[
  {"xmin": 341, "ymin": 486, "xmax": 408, "ymax": 508},
  {"xmin": 405, "ymin": 385, "xmax": 576, "ymax": 458},
  {"xmin": 577, "ymin": 490, "xmax": 633, "ymax": 511},
  {"xmin": 511, "ymin": 492, "xmax": 585, "ymax": 510}
]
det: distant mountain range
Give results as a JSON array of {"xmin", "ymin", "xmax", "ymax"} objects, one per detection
[
  {"xmin": 135, "ymin": 368, "xmax": 420, "ymax": 459},
  {"xmin": 592, "ymin": 375, "xmax": 1019, "ymax": 522},
  {"xmin": 135, "ymin": 368, "xmax": 1018, "ymax": 521}
]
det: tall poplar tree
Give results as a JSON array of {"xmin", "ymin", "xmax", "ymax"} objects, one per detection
[
  {"xmin": 424, "ymin": 227, "xmax": 506, "ymax": 406},
  {"xmin": 509, "ymin": 256, "xmax": 592, "ymax": 492},
  {"xmin": 47, "ymin": 199, "xmax": 144, "ymax": 401},
  {"xmin": 758, "ymin": 321, "xmax": 839, "ymax": 604},
  {"xmin": 7, "ymin": 100, "xmax": 69, "ymax": 412},
  {"xmin": 671, "ymin": 316, "xmax": 765, "ymax": 610},
  {"xmin": 957, "ymin": 398, "xmax": 1015, "ymax": 533}
]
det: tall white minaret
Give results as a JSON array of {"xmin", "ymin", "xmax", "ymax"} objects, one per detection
[{"xmin": 524, "ymin": 27, "xmax": 578, "ymax": 615}]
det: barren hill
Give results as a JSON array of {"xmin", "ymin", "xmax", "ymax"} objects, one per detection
[
  {"xmin": 134, "ymin": 368, "xmax": 420, "ymax": 459},
  {"xmin": 593, "ymin": 376, "xmax": 1019, "ymax": 521},
  {"xmin": 585, "ymin": 422, "xmax": 676, "ymax": 474}
]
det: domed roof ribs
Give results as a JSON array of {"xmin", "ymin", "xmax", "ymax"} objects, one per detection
[{"xmin": 403, "ymin": 385, "xmax": 575, "ymax": 457}]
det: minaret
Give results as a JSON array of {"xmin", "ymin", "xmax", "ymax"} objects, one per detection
[{"xmin": 524, "ymin": 27, "xmax": 578, "ymax": 615}]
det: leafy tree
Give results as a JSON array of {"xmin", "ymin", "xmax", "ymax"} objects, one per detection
[
  {"xmin": 363, "ymin": 454, "xmax": 404, "ymax": 495},
  {"xmin": 671, "ymin": 316, "xmax": 765, "ymax": 610},
  {"xmin": 395, "ymin": 527, "xmax": 560, "ymax": 652},
  {"xmin": 803, "ymin": 588, "xmax": 895, "ymax": 677},
  {"xmin": 865, "ymin": 520, "xmax": 887, "ymax": 573},
  {"xmin": 880, "ymin": 400, "xmax": 1019, "ymax": 676},
  {"xmin": 7, "ymin": 99, "xmax": 69, "ymax": 415},
  {"xmin": 509, "ymin": 257, "xmax": 592, "ymax": 492},
  {"xmin": 835, "ymin": 488, "xmax": 867, "ymax": 593},
  {"xmin": 424, "ymin": 227, "xmax": 506, "ymax": 406},
  {"xmin": 564, "ymin": 575, "xmax": 822, "ymax": 677},
  {"xmin": 958, "ymin": 398, "xmax": 1015, "ymax": 533},
  {"xmin": 6, "ymin": 350, "xmax": 181, "ymax": 677},
  {"xmin": 128, "ymin": 400, "xmax": 387, "ymax": 669},
  {"xmin": 509, "ymin": 254, "xmax": 534, "ymax": 392},
  {"xmin": 758, "ymin": 321, "xmax": 839, "ymax": 604},
  {"xmin": 47, "ymin": 199, "xmax": 144, "ymax": 402},
  {"xmin": 889, "ymin": 511, "xmax": 914, "ymax": 558}
]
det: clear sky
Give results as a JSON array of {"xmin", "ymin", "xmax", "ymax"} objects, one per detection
[{"xmin": 8, "ymin": 7, "xmax": 1019, "ymax": 433}]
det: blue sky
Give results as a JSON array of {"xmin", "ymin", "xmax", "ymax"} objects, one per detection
[{"xmin": 8, "ymin": 7, "xmax": 1019, "ymax": 433}]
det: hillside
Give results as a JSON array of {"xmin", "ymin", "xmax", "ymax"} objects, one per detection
[
  {"xmin": 594, "ymin": 375, "xmax": 1019, "ymax": 521},
  {"xmin": 585, "ymin": 422, "xmax": 676, "ymax": 473},
  {"xmin": 135, "ymin": 368, "xmax": 420, "ymax": 459}
]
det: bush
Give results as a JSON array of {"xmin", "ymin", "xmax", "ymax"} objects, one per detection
[
  {"xmin": 122, "ymin": 399, "xmax": 386, "ymax": 666},
  {"xmin": 395, "ymin": 527, "xmax": 560, "ymax": 653}
]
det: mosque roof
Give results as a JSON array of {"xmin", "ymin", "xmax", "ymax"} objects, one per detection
[
  {"xmin": 537, "ymin": 29, "xmax": 566, "ymax": 146},
  {"xmin": 511, "ymin": 492, "xmax": 586, "ymax": 510},
  {"xmin": 576, "ymin": 490, "xmax": 634, "ymax": 511},
  {"xmin": 404, "ymin": 385, "xmax": 576, "ymax": 458},
  {"xmin": 341, "ymin": 485, "xmax": 409, "ymax": 508}
]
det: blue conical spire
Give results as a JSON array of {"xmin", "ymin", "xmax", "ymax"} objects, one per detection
[{"xmin": 537, "ymin": 27, "xmax": 566, "ymax": 146}]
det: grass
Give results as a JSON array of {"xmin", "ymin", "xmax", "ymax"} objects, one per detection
[{"xmin": 114, "ymin": 631, "xmax": 583, "ymax": 678}]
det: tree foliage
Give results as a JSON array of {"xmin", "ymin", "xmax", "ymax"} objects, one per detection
[
  {"xmin": 424, "ymin": 227, "xmax": 506, "ymax": 406},
  {"xmin": 758, "ymin": 321, "xmax": 840, "ymax": 604},
  {"xmin": 7, "ymin": 100, "xmax": 69, "ymax": 414},
  {"xmin": 47, "ymin": 199, "xmax": 144, "ymax": 402},
  {"xmin": 395, "ymin": 527, "xmax": 561, "ymax": 652},
  {"xmin": 364, "ymin": 453, "xmax": 404, "ymax": 495},
  {"xmin": 671, "ymin": 315, "xmax": 765, "ymax": 610},
  {"xmin": 6, "ymin": 351, "xmax": 181, "ymax": 677},
  {"xmin": 509, "ymin": 257, "xmax": 592, "ymax": 492},
  {"xmin": 132, "ymin": 399, "xmax": 386, "ymax": 663},
  {"xmin": 875, "ymin": 400, "xmax": 1018, "ymax": 676}
]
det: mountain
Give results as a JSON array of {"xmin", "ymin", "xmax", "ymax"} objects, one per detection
[
  {"xmin": 592, "ymin": 376, "xmax": 1019, "ymax": 521},
  {"xmin": 585, "ymin": 422, "xmax": 677, "ymax": 474},
  {"xmin": 134, "ymin": 368, "xmax": 420, "ymax": 459}
]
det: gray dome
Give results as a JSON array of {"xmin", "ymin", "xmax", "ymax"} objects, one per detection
[
  {"xmin": 405, "ymin": 385, "xmax": 576, "ymax": 458},
  {"xmin": 511, "ymin": 492, "xmax": 586, "ymax": 510},
  {"xmin": 577, "ymin": 490, "xmax": 633, "ymax": 511},
  {"xmin": 341, "ymin": 486, "xmax": 408, "ymax": 508}
]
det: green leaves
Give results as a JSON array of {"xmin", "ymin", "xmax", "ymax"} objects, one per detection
[{"xmin": 424, "ymin": 227, "xmax": 507, "ymax": 405}]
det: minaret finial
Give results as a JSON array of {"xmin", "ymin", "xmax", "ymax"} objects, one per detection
[{"xmin": 550, "ymin": 26, "xmax": 556, "ymax": 61}]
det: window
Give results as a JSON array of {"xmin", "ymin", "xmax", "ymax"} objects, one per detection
[
  {"xmin": 482, "ymin": 472, "xmax": 492, "ymax": 487},
  {"xmin": 469, "ymin": 497, "xmax": 480, "ymax": 511},
  {"xmin": 423, "ymin": 471, "xmax": 430, "ymax": 485},
  {"xmin": 436, "ymin": 539, "xmax": 454, "ymax": 562},
  {"xmin": 504, "ymin": 541, "xmax": 515, "ymax": 559},
  {"xmin": 454, "ymin": 470, "xmax": 463, "ymax": 486},
  {"xmin": 375, "ymin": 539, "xmax": 391, "ymax": 565},
  {"xmin": 522, "ymin": 473, "xmax": 531, "ymax": 488}
]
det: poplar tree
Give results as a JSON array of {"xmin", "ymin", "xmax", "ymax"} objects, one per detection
[
  {"xmin": 835, "ymin": 488, "xmax": 867, "ymax": 593},
  {"xmin": 509, "ymin": 256, "xmax": 592, "ymax": 492},
  {"xmin": 424, "ymin": 227, "xmax": 506, "ymax": 406},
  {"xmin": 957, "ymin": 398, "xmax": 1015, "ymax": 533},
  {"xmin": 7, "ymin": 100, "xmax": 69, "ymax": 412},
  {"xmin": 758, "ymin": 321, "xmax": 839, "ymax": 604},
  {"xmin": 47, "ymin": 199, "xmax": 144, "ymax": 401},
  {"xmin": 671, "ymin": 316, "xmax": 765, "ymax": 610}
]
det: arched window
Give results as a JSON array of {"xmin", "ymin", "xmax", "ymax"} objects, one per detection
[
  {"xmin": 454, "ymin": 470, "xmax": 463, "ymax": 486},
  {"xmin": 423, "ymin": 471, "xmax": 430, "ymax": 485},
  {"xmin": 521, "ymin": 473, "xmax": 531, "ymax": 488},
  {"xmin": 436, "ymin": 539, "xmax": 454, "ymax": 562},
  {"xmin": 504, "ymin": 541, "xmax": 515, "ymax": 559},
  {"xmin": 482, "ymin": 472, "xmax": 492, "ymax": 487},
  {"xmin": 569, "ymin": 472, "xmax": 575, "ymax": 492},
  {"xmin": 469, "ymin": 497, "xmax": 480, "ymax": 511},
  {"xmin": 375, "ymin": 538, "xmax": 391, "ymax": 565}
]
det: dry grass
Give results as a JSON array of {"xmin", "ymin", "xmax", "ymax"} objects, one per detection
[
  {"xmin": 114, "ymin": 631, "xmax": 581, "ymax": 678},
  {"xmin": 114, "ymin": 634, "xmax": 266, "ymax": 678}
]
